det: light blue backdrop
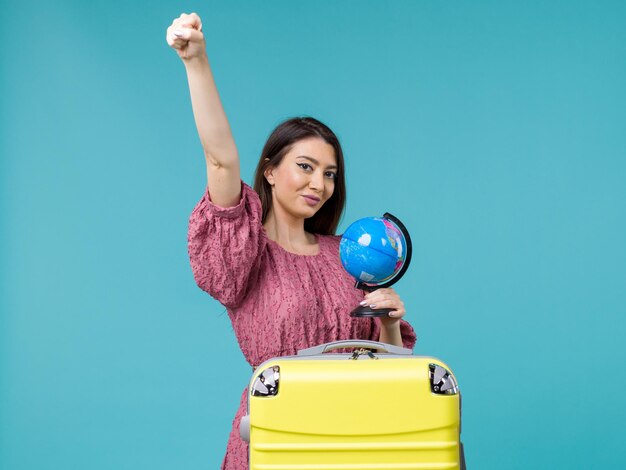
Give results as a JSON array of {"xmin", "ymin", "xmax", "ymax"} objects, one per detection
[{"xmin": 1, "ymin": 0, "xmax": 625, "ymax": 468}]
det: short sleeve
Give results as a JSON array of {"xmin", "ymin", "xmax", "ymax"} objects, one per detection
[
  {"xmin": 187, "ymin": 181, "xmax": 267, "ymax": 309},
  {"xmin": 370, "ymin": 319, "xmax": 417, "ymax": 351}
]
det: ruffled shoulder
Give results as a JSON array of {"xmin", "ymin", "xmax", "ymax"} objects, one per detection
[{"xmin": 187, "ymin": 181, "xmax": 267, "ymax": 309}]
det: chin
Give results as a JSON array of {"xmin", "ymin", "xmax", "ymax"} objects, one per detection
[
  {"xmin": 297, "ymin": 201, "xmax": 323, "ymax": 216},
  {"xmin": 301, "ymin": 210, "xmax": 318, "ymax": 219}
]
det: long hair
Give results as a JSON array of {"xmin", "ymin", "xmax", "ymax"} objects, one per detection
[{"xmin": 253, "ymin": 117, "xmax": 346, "ymax": 235}]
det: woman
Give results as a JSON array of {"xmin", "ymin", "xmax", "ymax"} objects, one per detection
[{"xmin": 166, "ymin": 12, "xmax": 417, "ymax": 469}]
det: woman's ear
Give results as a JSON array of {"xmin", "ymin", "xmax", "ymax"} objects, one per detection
[{"xmin": 264, "ymin": 166, "xmax": 275, "ymax": 186}]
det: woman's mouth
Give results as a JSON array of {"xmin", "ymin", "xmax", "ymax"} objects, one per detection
[{"xmin": 302, "ymin": 195, "xmax": 320, "ymax": 206}]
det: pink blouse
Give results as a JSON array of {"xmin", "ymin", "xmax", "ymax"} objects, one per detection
[{"xmin": 188, "ymin": 180, "xmax": 417, "ymax": 469}]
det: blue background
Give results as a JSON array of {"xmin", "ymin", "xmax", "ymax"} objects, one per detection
[{"xmin": 2, "ymin": 1, "xmax": 625, "ymax": 468}]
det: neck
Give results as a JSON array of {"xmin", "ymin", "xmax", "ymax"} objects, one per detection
[{"xmin": 263, "ymin": 209, "xmax": 315, "ymax": 250}]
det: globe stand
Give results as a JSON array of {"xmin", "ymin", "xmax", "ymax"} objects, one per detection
[
  {"xmin": 348, "ymin": 212, "xmax": 412, "ymax": 318},
  {"xmin": 350, "ymin": 302, "xmax": 394, "ymax": 318}
]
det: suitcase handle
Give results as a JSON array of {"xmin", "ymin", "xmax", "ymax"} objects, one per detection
[{"xmin": 297, "ymin": 340, "xmax": 412, "ymax": 356}]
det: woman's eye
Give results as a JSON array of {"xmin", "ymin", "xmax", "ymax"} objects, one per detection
[
  {"xmin": 325, "ymin": 172, "xmax": 337, "ymax": 179},
  {"xmin": 297, "ymin": 163, "xmax": 312, "ymax": 171}
]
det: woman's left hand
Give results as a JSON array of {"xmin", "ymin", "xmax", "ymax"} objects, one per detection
[{"xmin": 361, "ymin": 287, "xmax": 406, "ymax": 327}]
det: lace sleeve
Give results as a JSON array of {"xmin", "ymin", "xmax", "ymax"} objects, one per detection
[{"xmin": 187, "ymin": 181, "xmax": 267, "ymax": 309}]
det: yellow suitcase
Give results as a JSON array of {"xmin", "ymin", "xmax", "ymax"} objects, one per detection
[{"xmin": 240, "ymin": 340, "xmax": 466, "ymax": 470}]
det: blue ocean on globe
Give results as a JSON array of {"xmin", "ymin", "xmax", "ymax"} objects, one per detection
[{"xmin": 339, "ymin": 217, "xmax": 406, "ymax": 284}]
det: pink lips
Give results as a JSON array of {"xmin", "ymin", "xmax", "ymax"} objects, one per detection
[{"xmin": 302, "ymin": 195, "xmax": 320, "ymax": 206}]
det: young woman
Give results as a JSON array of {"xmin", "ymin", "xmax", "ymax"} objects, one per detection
[{"xmin": 166, "ymin": 12, "xmax": 417, "ymax": 469}]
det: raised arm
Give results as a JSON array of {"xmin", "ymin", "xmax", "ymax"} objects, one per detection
[{"xmin": 166, "ymin": 12, "xmax": 241, "ymax": 207}]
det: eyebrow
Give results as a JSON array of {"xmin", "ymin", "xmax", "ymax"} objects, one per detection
[{"xmin": 296, "ymin": 155, "xmax": 338, "ymax": 170}]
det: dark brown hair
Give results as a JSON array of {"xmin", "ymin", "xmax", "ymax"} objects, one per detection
[{"xmin": 253, "ymin": 116, "xmax": 346, "ymax": 235}]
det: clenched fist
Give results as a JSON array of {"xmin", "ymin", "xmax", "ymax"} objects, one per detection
[{"xmin": 166, "ymin": 12, "xmax": 206, "ymax": 62}]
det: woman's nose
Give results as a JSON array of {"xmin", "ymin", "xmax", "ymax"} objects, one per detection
[{"xmin": 309, "ymin": 171, "xmax": 324, "ymax": 190}]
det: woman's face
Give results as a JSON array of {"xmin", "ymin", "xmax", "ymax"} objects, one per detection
[{"xmin": 265, "ymin": 137, "xmax": 338, "ymax": 221}]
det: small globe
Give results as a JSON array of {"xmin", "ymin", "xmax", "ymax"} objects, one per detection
[{"xmin": 340, "ymin": 216, "xmax": 407, "ymax": 284}]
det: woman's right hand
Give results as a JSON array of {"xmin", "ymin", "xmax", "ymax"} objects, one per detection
[{"xmin": 166, "ymin": 12, "xmax": 207, "ymax": 63}]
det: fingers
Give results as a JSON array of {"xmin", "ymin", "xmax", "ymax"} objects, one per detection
[
  {"xmin": 166, "ymin": 12, "xmax": 203, "ymax": 48},
  {"xmin": 362, "ymin": 288, "xmax": 396, "ymax": 305},
  {"xmin": 361, "ymin": 287, "xmax": 405, "ymax": 317},
  {"xmin": 181, "ymin": 28, "xmax": 203, "ymax": 42},
  {"xmin": 167, "ymin": 26, "xmax": 203, "ymax": 46},
  {"xmin": 170, "ymin": 12, "xmax": 202, "ymax": 35},
  {"xmin": 368, "ymin": 300, "xmax": 406, "ymax": 317},
  {"xmin": 178, "ymin": 12, "xmax": 202, "ymax": 31},
  {"xmin": 364, "ymin": 298, "xmax": 402, "ymax": 310}
]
